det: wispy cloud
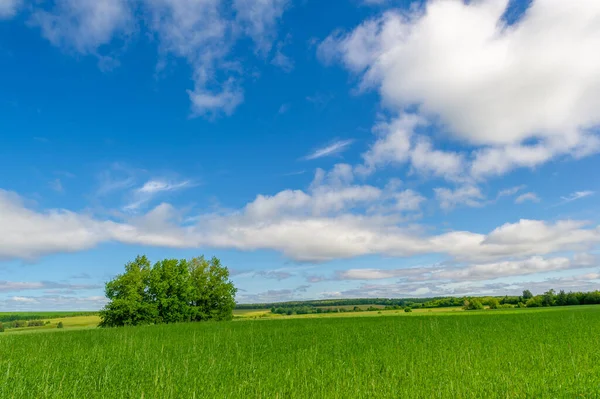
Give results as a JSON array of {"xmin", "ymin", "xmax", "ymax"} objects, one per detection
[
  {"xmin": 96, "ymin": 163, "xmax": 137, "ymax": 196},
  {"xmin": 124, "ymin": 179, "xmax": 193, "ymax": 211},
  {"xmin": 303, "ymin": 139, "xmax": 354, "ymax": 160},
  {"xmin": 515, "ymin": 192, "xmax": 540, "ymax": 204},
  {"xmin": 49, "ymin": 178, "xmax": 64, "ymax": 193},
  {"xmin": 278, "ymin": 103, "xmax": 290, "ymax": 114},
  {"xmin": 550, "ymin": 191, "xmax": 594, "ymax": 208},
  {"xmin": 137, "ymin": 180, "xmax": 191, "ymax": 194},
  {"xmin": 305, "ymin": 92, "xmax": 333, "ymax": 109},
  {"xmin": 280, "ymin": 170, "xmax": 305, "ymax": 177},
  {"xmin": 271, "ymin": 36, "xmax": 294, "ymax": 73},
  {"xmin": 498, "ymin": 185, "xmax": 526, "ymax": 198}
]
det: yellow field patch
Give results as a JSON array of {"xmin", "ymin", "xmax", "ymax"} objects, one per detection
[{"xmin": 4, "ymin": 315, "xmax": 101, "ymax": 334}]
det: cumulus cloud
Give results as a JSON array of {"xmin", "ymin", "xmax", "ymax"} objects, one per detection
[
  {"xmin": 359, "ymin": 115, "xmax": 466, "ymax": 181},
  {"xmin": 2, "ymin": 187, "xmax": 600, "ymax": 263},
  {"xmin": 320, "ymin": 0, "xmax": 600, "ymax": 178}
]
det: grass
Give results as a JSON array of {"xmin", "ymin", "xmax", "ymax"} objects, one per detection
[{"xmin": 1, "ymin": 306, "xmax": 599, "ymax": 398}]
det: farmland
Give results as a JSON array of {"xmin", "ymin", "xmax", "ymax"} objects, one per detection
[{"xmin": 1, "ymin": 306, "xmax": 599, "ymax": 398}]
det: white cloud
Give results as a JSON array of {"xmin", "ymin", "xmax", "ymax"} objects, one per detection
[
  {"xmin": 554, "ymin": 191, "xmax": 595, "ymax": 206},
  {"xmin": 320, "ymin": 0, "xmax": 600, "ymax": 177},
  {"xmin": 434, "ymin": 185, "xmax": 483, "ymax": 210},
  {"xmin": 0, "ymin": 280, "xmax": 99, "ymax": 293},
  {"xmin": 10, "ymin": 296, "xmax": 38, "ymax": 303},
  {"xmin": 336, "ymin": 267, "xmax": 429, "ymax": 280},
  {"xmin": 2, "ymin": 186, "xmax": 600, "ymax": 264},
  {"xmin": 233, "ymin": 0, "xmax": 288, "ymax": 54},
  {"xmin": 187, "ymin": 79, "xmax": 245, "ymax": 117},
  {"xmin": 31, "ymin": 0, "xmax": 133, "ymax": 56},
  {"xmin": 146, "ymin": 0, "xmax": 288, "ymax": 116},
  {"xmin": 125, "ymin": 178, "xmax": 192, "ymax": 211},
  {"xmin": 361, "ymin": 115, "xmax": 418, "ymax": 171},
  {"xmin": 0, "ymin": 295, "xmax": 108, "ymax": 311},
  {"xmin": 137, "ymin": 179, "xmax": 190, "ymax": 194},
  {"xmin": 361, "ymin": 0, "xmax": 388, "ymax": 5},
  {"xmin": 409, "ymin": 136, "xmax": 465, "ymax": 179},
  {"xmin": 437, "ymin": 255, "xmax": 596, "ymax": 281},
  {"xmin": 359, "ymin": 115, "xmax": 465, "ymax": 181},
  {"xmin": 303, "ymin": 139, "xmax": 354, "ymax": 160},
  {"xmin": 28, "ymin": 0, "xmax": 288, "ymax": 117},
  {"xmin": 515, "ymin": 192, "xmax": 540, "ymax": 204},
  {"xmin": 271, "ymin": 49, "xmax": 294, "ymax": 72},
  {"xmin": 498, "ymin": 185, "xmax": 525, "ymax": 198},
  {"xmin": 0, "ymin": 0, "xmax": 20, "ymax": 19},
  {"xmin": 335, "ymin": 270, "xmax": 600, "ymax": 299}
]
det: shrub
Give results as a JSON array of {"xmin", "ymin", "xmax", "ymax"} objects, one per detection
[
  {"xmin": 0, "ymin": 322, "xmax": 4, "ymax": 332},
  {"xmin": 488, "ymin": 298, "xmax": 500, "ymax": 309},
  {"xmin": 27, "ymin": 320, "xmax": 44, "ymax": 327},
  {"xmin": 463, "ymin": 299, "xmax": 484, "ymax": 310},
  {"xmin": 57, "ymin": 322, "xmax": 64, "ymax": 329},
  {"xmin": 526, "ymin": 296, "xmax": 543, "ymax": 308},
  {"xmin": 404, "ymin": 307, "xmax": 412, "ymax": 313}
]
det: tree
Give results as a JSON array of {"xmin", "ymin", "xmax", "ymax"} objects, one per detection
[
  {"xmin": 542, "ymin": 289, "xmax": 556, "ymax": 307},
  {"xmin": 526, "ymin": 296, "xmax": 543, "ymax": 308},
  {"xmin": 100, "ymin": 255, "xmax": 236, "ymax": 327},
  {"xmin": 188, "ymin": 256, "xmax": 236, "ymax": 322},
  {"xmin": 99, "ymin": 256, "xmax": 157, "ymax": 327},
  {"xmin": 463, "ymin": 299, "xmax": 484, "ymax": 310},
  {"xmin": 57, "ymin": 322, "xmax": 64, "ymax": 329},
  {"xmin": 556, "ymin": 290, "xmax": 567, "ymax": 306},
  {"xmin": 488, "ymin": 298, "xmax": 500, "ymax": 309},
  {"xmin": 522, "ymin": 290, "xmax": 533, "ymax": 300}
]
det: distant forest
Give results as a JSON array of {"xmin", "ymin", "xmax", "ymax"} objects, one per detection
[{"xmin": 236, "ymin": 289, "xmax": 600, "ymax": 313}]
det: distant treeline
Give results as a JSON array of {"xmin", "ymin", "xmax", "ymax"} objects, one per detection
[
  {"xmin": 0, "ymin": 320, "xmax": 49, "ymax": 330},
  {"xmin": 237, "ymin": 289, "xmax": 600, "ymax": 314},
  {"xmin": 236, "ymin": 297, "xmax": 459, "ymax": 310},
  {"xmin": 0, "ymin": 312, "xmax": 97, "ymax": 323}
]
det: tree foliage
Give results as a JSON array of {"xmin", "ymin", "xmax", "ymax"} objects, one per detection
[
  {"xmin": 99, "ymin": 255, "xmax": 236, "ymax": 327},
  {"xmin": 463, "ymin": 299, "xmax": 484, "ymax": 310}
]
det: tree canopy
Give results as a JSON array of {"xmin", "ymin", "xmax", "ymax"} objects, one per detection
[{"xmin": 99, "ymin": 255, "xmax": 236, "ymax": 327}]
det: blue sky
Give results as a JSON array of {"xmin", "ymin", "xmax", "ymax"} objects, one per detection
[{"xmin": 1, "ymin": 0, "xmax": 599, "ymax": 310}]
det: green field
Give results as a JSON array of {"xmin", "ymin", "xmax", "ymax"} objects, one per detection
[{"xmin": 1, "ymin": 306, "xmax": 599, "ymax": 398}]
